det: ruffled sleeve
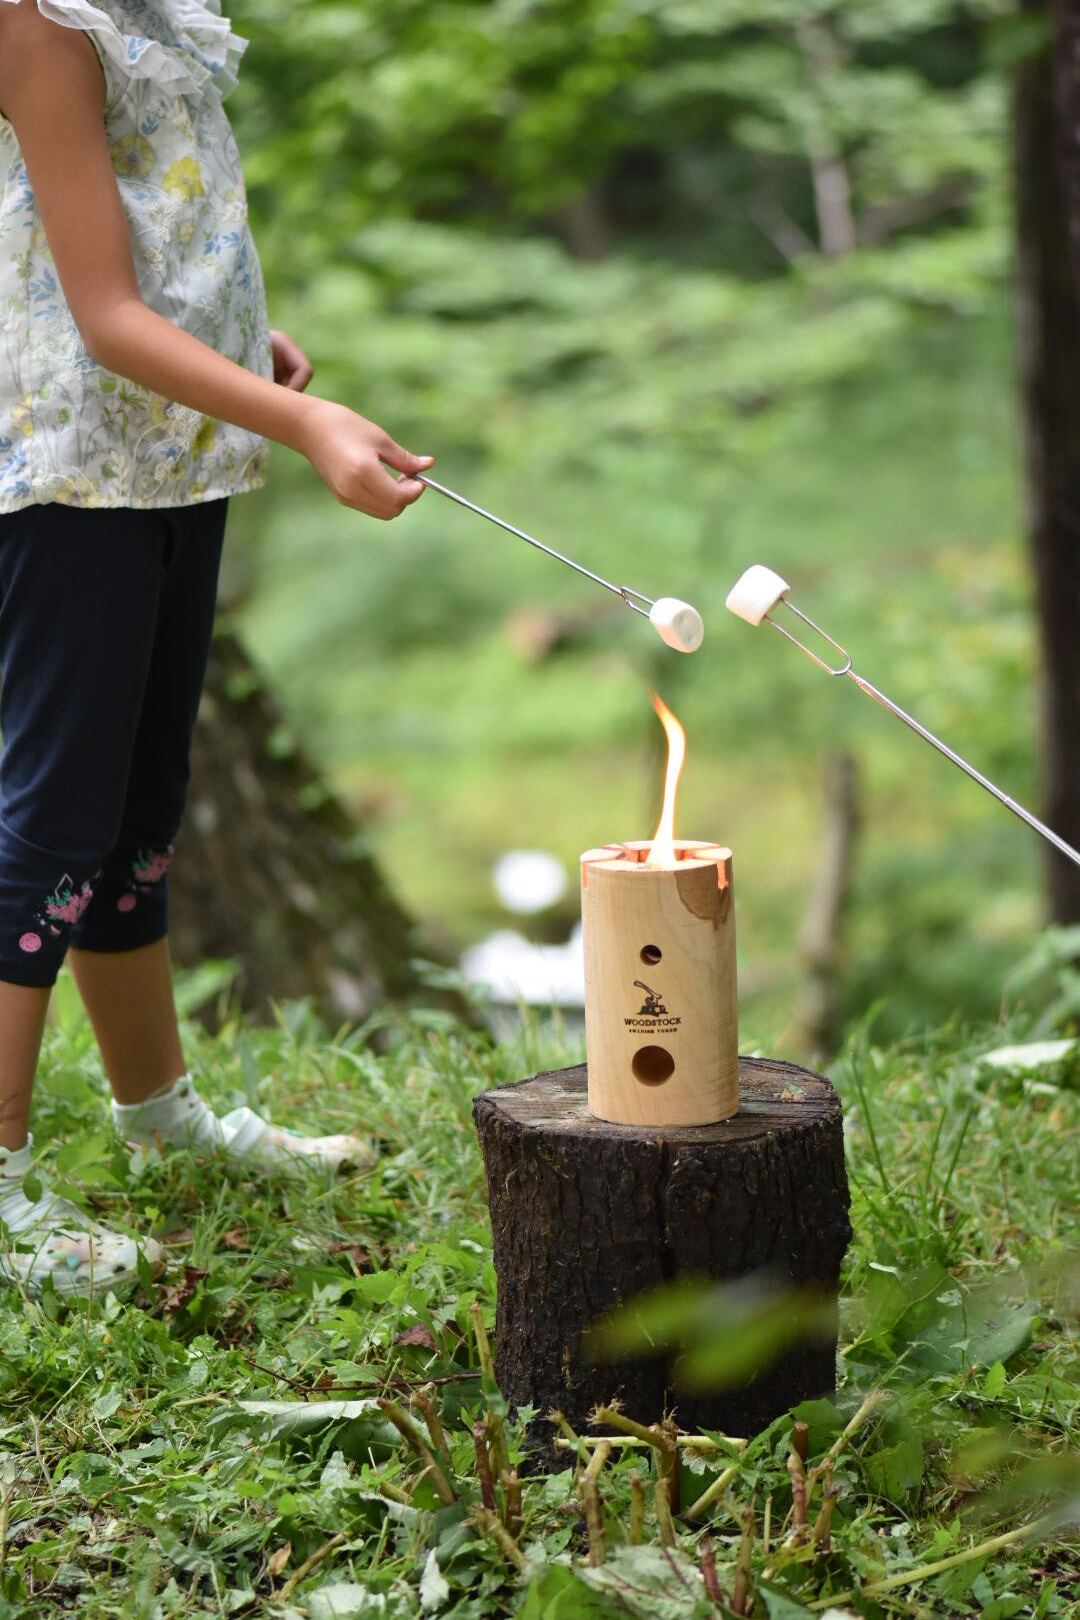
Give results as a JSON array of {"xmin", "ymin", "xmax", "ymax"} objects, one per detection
[{"xmin": 0, "ymin": 0, "xmax": 248, "ymax": 101}]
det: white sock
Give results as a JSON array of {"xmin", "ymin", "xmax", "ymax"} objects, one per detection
[
  {"xmin": 112, "ymin": 1073, "xmax": 371, "ymax": 1171},
  {"xmin": 112, "ymin": 1073, "xmax": 228, "ymax": 1150},
  {"xmin": 0, "ymin": 1137, "xmax": 31, "ymax": 1174},
  {"xmin": 0, "ymin": 1136, "xmax": 43, "ymax": 1233}
]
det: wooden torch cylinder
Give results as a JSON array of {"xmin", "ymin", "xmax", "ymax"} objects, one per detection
[{"xmin": 580, "ymin": 840, "xmax": 738, "ymax": 1126}]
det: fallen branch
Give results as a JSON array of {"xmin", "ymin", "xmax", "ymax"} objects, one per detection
[
  {"xmin": 501, "ymin": 1469, "xmax": 522, "ymax": 1539},
  {"xmin": 377, "ymin": 1398, "xmax": 457, "ymax": 1506},
  {"xmin": 682, "ymin": 1464, "xmax": 741, "ymax": 1524},
  {"xmin": 277, "ymin": 1532, "xmax": 347, "ymax": 1602},
  {"xmin": 654, "ymin": 1475, "xmax": 676, "ymax": 1548},
  {"xmin": 590, "ymin": 1404, "xmax": 674, "ymax": 1453},
  {"xmin": 730, "ymin": 1503, "xmax": 756, "ymax": 1617},
  {"xmin": 700, "ymin": 1537, "xmax": 724, "ymax": 1608},
  {"xmin": 660, "ymin": 1416, "xmax": 682, "ymax": 1514},
  {"xmin": 786, "ymin": 1445, "xmax": 808, "ymax": 1545},
  {"xmin": 411, "ymin": 1384, "xmax": 449, "ymax": 1464},
  {"xmin": 554, "ymin": 1434, "xmax": 745, "ymax": 1454},
  {"xmin": 812, "ymin": 1481, "xmax": 842, "ymax": 1551},
  {"xmin": 807, "ymin": 1391, "xmax": 887, "ymax": 1500},
  {"xmin": 470, "ymin": 1301, "xmax": 511, "ymax": 1480},
  {"xmin": 581, "ymin": 1441, "xmax": 613, "ymax": 1566},
  {"xmin": 809, "ymin": 1514, "xmax": 1057, "ymax": 1609},
  {"xmin": 629, "ymin": 1471, "xmax": 646, "ymax": 1545},
  {"xmin": 240, "ymin": 1353, "xmax": 479, "ymax": 1396},
  {"xmin": 469, "ymin": 1300, "xmax": 496, "ymax": 1382},
  {"xmin": 473, "ymin": 1423, "xmax": 496, "ymax": 1512},
  {"xmin": 471, "ymin": 1506, "xmax": 527, "ymax": 1573},
  {"xmin": 583, "ymin": 1441, "xmax": 613, "ymax": 1482},
  {"xmin": 548, "ymin": 1408, "xmax": 587, "ymax": 1464}
]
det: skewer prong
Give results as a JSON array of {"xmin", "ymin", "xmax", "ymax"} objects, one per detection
[{"xmin": 726, "ymin": 564, "xmax": 1080, "ymax": 871}]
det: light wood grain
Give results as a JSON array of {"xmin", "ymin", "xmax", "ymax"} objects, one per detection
[{"xmin": 580, "ymin": 841, "xmax": 738, "ymax": 1125}]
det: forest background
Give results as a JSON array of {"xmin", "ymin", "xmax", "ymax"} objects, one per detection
[
  {"xmin": 5, "ymin": 9, "xmax": 1078, "ymax": 1616},
  {"xmin": 221, "ymin": 0, "xmax": 1062, "ymax": 1046}
]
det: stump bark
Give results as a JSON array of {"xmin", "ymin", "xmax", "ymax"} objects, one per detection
[{"xmin": 473, "ymin": 1059, "xmax": 851, "ymax": 1451}]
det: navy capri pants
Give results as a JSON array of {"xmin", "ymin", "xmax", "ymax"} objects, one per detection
[{"xmin": 0, "ymin": 499, "xmax": 228, "ymax": 987}]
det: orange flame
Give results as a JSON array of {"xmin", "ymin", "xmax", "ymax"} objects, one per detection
[{"xmin": 645, "ymin": 693, "xmax": 686, "ymax": 867}]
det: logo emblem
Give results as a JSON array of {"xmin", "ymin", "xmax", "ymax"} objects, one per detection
[{"xmin": 634, "ymin": 979, "xmax": 668, "ymax": 1016}]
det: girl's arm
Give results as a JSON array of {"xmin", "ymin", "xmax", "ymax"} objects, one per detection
[{"xmin": 0, "ymin": 2, "xmax": 431, "ymax": 519}]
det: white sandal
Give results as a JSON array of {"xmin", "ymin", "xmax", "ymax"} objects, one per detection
[
  {"xmin": 0, "ymin": 1137, "xmax": 162, "ymax": 1297},
  {"xmin": 113, "ymin": 1073, "xmax": 373, "ymax": 1173}
]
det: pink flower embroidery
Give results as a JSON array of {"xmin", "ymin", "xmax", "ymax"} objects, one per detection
[
  {"xmin": 19, "ymin": 932, "xmax": 41, "ymax": 953},
  {"xmin": 132, "ymin": 847, "xmax": 174, "ymax": 885},
  {"xmin": 44, "ymin": 880, "xmax": 93, "ymax": 924},
  {"xmin": 116, "ymin": 893, "xmax": 137, "ymax": 913}
]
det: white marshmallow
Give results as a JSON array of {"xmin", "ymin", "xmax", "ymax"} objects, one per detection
[
  {"xmin": 648, "ymin": 597, "xmax": 705, "ymax": 653},
  {"xmin": 725, "ymin": 565, "xmax": 790, "ymax": 626}
]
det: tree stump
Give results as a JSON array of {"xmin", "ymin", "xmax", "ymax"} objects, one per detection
[{"xmin": 473, "ymin": 1059, "xmax": 851, "ymax": 1453}]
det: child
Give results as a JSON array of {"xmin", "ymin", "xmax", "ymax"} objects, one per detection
[{"xmin": 0, "ymin": 0, "xmax": 434, "ymax": 1296}]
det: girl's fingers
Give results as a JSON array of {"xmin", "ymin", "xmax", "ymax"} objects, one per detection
[
  {"xmin": 380, "ymin": 439, "xmax": 434, "ymax": 476},
  {"xmin": 395, "ymin": 477, "xmax": 426, "ymax": 506},
  {"xmin": 271, "ymin": 329, "xmax": 314, "ymax": 390},
  {"xmin": 346, "ymin": 461, "xmax": 422, "ymax": 519}
]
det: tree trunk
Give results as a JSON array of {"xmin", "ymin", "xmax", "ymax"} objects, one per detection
[
  {"xmin": 790, "ymin": 752, "xmax": 860, "ymax": 1063},
  {"xmin": 473, "ymin": 1059, "xmax": 851, "ymax": 1460},
  {"xmin": 1016, "ymin": 4, "xmax": 1080, "ymax": 921},
  {"xmin": 169, "ymin": 626, "xmax": 436, "ymax": 1027},
  {"xmin": 796, "ymin": 19, "xmax": 857, "ymax": 259}
]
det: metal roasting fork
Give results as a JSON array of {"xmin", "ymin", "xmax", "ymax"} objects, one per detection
[
  {"xmin": 416, "ymin": 473, "xmax": 656, "ymax": 617},
  {"xmin": 764, "ymin": 592, "xmax": 1080, "ymax": 872}
]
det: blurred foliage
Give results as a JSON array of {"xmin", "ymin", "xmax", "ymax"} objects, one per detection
[
  {"xmin": 219, "ymin": 0, "xmax": 1056, "ymax": 1041},
  {"xmin": 232, "ymin": 0, "xmax": 1010, "ymax": 273}
]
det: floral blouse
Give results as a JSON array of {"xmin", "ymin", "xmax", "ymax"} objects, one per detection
[{"xmin": 0, "ymin": 0, "xmax": 272, "ymax": 512}]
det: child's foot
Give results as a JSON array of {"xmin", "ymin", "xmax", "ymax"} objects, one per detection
[
  {"xmin": 0, "ymin": 1138, "xmax": 161, "ymax": 1298},
  {"xmin": 112, "ymin": 1073, "xmax": 373, "ymax": 1173}
]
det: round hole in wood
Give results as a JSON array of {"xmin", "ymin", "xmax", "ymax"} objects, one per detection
[
  {"xmin": 639, "ymin": 943, "xmax": 662, "ymax": 966},
  {"xmin": 632, "ymin": 1045, "xmax": 675, "ymax": 1085}
]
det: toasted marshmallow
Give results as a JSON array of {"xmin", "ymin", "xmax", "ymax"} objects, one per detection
[
  {"xmin": 725, "ymin": 565, "xmax": 790, "ymax": 626},
  {"xmin": 648, "ymin": 597, "xmax": 705, "ymax": 654}
]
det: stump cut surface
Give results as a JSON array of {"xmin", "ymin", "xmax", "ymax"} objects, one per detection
[{"xmin": 487, "ymin": 1058, "xmax": 836, "ymax": 1141}]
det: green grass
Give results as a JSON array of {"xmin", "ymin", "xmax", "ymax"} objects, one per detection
[{"xmin": 0, "ymin": 973, "xmax": 1076, "ymax": 1617}]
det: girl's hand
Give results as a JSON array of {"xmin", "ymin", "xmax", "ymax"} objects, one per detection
[
  {"xmin": 271, "ymin": 329, "xmax": 314, "ymax": 391},
  {"xmin": 298, "ymin": 399, "xmax": 434, "ymax": 520}
]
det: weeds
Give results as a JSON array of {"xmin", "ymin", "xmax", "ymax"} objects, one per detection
[{"xmin": 0, "ymin": 978, "xmax": 1075, "ymax": 1616}]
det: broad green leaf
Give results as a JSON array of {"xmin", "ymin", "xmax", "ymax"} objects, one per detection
[
  {"xmin": 981, "ymin": 1360, "xmax": 1007, "ymax": 1399},
  {"xmin": 909, "ymin": 1287, "xmax": 1037, "ymax": 1374},
  {"xmin": 519, "ymin": 1565, "xmax": 625, "ymax": 1619},
  {"xmin": 863, "ymin": 1433, "xmax": 924, "ymax": 1501},
  {"xmin": 979, "ymin": 1597, "xmax": 1027, "ymax": 1620},
  {"xmin": 759, "ymin": 1582, "xmax": 818, "ymax": 1619},
  {"xmin": 579, "ymin": 1545, "xmax": 712, "ymax": 1619},
  {"xmin": 234, "ymin": 1399, "xmax": 396, "ymax": 1445}
]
